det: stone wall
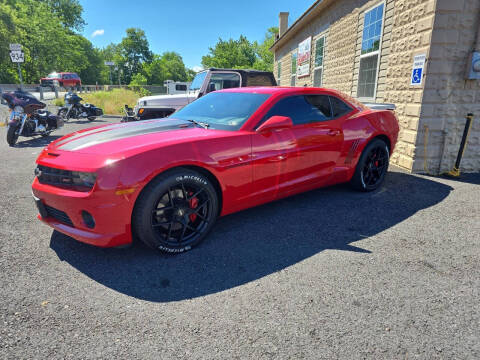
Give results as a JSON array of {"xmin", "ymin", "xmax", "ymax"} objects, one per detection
[
  {"xmin": 415, "ymin": 0, "xmax": 480, "ymax": 173},
  {"xmin": 382, "ymin": 0, "xmax": 436, "ymax": 170}
]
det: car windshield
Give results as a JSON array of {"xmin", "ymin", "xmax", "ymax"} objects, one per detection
[
  {"xmin": 47, "ymin": 72, "xmax": 59, "ymax": 78},
  {"xmin": 189, "ymin": 71, "xmax": 207, "ymax": 91},
  {"xmin": 171, "ymin": 92, "xmax": 270, "ymax": 130}
]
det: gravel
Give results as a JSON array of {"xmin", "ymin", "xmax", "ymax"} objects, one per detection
[{"xmin": 0, "ymin": 116, "xmax": 479, "ymax": 359}]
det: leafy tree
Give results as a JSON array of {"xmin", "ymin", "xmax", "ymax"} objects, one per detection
[
  {"xmin": 201, "ymin": 29, "xmax": 278, "ymax": 72},
  {"xmin": 201, "ymin": 35, "xmax": 257, "ymax": 69},
  {"xmin": 40, "ymin": 0, "xmax": 85, "ymax": 31},
  {"xmin": 253, "ymin": 27, "xmax": 278, "ymax": 71},
  {"xmin": 118, "ymin": 28, "xmax": 152, "ymax": 84},
  {"xmin": 142, "ymin": 52, "xmax": 190, "ymax": 85},
  {"xmin": 0, "ymin": 1, "xmax": 17, "ymax": 83}
]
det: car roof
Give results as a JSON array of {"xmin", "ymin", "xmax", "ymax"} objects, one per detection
[{"xmin": 218, "ymin": 86, "xmax": 344, "ymax": 96}]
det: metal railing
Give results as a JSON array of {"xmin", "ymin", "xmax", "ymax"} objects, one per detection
[{"xmin": 0, "ymin": 84, "xmax": 167, "ymax": 103}]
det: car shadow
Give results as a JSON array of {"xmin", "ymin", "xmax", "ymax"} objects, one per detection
[
  {"xmin": 50, "ymin": 170, "xmax": 453, "ymax": 302},
  {"xmin": 14, "ymin": 135, "xmax": 63, "ymax": 148}
]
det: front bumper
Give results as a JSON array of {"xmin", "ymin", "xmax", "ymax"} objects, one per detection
[{"xmin": 32, "ymin": 177, "xmax": 134, "ymax": 248}]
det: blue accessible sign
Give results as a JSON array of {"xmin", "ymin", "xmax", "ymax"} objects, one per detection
[{"xmin": 411, "ymin": 54, "xmax": 426, "ymax": 86}]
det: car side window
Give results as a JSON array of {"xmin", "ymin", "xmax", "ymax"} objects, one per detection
[
  {"xmin": 260, "ymin": 95, "xmax": 331, "ymax": 126},
  {"xmin": 329, "ymin": 96, "xmax": 353, "ymax": 118},
  {"xmin": 305, "ymin": 95, "xmax": 332, "ymax": 120}
]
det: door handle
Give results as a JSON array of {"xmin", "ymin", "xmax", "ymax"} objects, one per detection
[{"xmin": 327, "ymin": 129, "xmax": 340, "ymax": 136}]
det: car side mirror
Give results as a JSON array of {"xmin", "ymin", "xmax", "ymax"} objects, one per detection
[
  {"xmin": 256, "ymin": 116, "xmax": 293, "ymax": 133},
  {"xmin": 208, "ymin": 83, "xmax": 216, "ymax": 93}
]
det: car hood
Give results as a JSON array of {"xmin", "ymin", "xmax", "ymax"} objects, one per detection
[
  {"xmin": 44, "ymin": 118, "xmax": 225, "ymax": 158},
  {"xmin": 138, "ymin": 92, "xmax": 199, "ymax": 107}
]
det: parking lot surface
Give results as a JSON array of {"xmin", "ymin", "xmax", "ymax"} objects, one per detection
[{"xmin": 0, "ymin": 116, "xmax": 479, "ymax": 359}]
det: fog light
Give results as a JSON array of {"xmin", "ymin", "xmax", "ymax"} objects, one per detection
[{"xmin": 81, "ymin": 210, "xmax": 95, "ymax": 229}]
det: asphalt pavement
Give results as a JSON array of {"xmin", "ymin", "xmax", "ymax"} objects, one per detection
[{"xmin": 0, "ymin": 116, "xmax": 479, "ymax": 359}]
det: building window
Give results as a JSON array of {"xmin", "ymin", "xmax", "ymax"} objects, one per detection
[
  {"xmin": 358, "ymin": 3, "xmax": 384, "ymax": 99},
  {"xmin": 277, "ymin": 62, "xmax": 281, "ymax": 86},
  {"xmin": 291, "ymin": 51, "xmax": 297, "ymax": 86},
  {"xmin": 313, "ymin": 36, "xmax": 325, "ymax": 87}
]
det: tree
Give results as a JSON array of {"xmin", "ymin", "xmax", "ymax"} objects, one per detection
[
  {"xmin": 201, "ymin": 35, "xmax": 257, "ymax": 69},
  {"xmin": 253, "ymin": 27, "xmax": 278, "ymax": 71},
  {"xmin": 142, "ymin": 52, "xmax": 190, "ymax": 85},
  {"xmin": 40, "ymin": 0, "xmax": 85, "ymax": 31},
  {"xmin": 118, "ymin": 28, "xmax": 152, "ymax": 84},
  {"xmin": 200, "ymin": 28, "xmax": 278, "ymax": 72}
]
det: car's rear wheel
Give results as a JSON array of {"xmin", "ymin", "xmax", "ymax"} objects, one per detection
[
  {"xmin": 133, "ymin": 169, "xmax": 218, "ymax": 253},
  {"xmin": 350, "ymin": 139, "xmax": 389, "ymax": 191}
]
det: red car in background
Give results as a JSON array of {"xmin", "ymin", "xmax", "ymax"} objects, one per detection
[
  {"xmin": 40, "ymin": 72, "xmax": 82, "ymax": 90},
  {"xmin": 32, "ymin": 87, "xmax": 399, "ymax": 253}
]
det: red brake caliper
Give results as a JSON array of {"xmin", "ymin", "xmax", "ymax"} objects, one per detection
[{"xmin": 188, "ymin": 192, "xmax": 198, "ymax": 222}]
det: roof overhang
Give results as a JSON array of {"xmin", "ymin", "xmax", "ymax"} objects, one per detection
[{"xmin": 270, "ymin": 0, "xmax": 336, "ymax": 52}]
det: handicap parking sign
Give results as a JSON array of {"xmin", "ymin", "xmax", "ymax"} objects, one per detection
[
  {"xmin": 411, "ymin": 54, "xmax": 426, "ymax": 86},
  {"xmin": 411, "ymin": 68, "xmax": 422, "ymax": 85}
]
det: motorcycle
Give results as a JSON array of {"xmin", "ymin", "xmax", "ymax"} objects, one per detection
[
  {"xmin": 1, "ymin": 90, "xmax": 64, "ymax": 147},
  {"xmin": 57, "ymin": 92, "xmax": 103, "ymax": 122}
]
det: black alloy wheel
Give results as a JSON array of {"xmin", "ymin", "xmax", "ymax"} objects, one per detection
[
  {"xmin": 133, "ymin": 169, "xmax": 218, "ymax": 253},
  {"xmin": 351, "ymin": 139, "xmax": 389, "ymax": 191}
]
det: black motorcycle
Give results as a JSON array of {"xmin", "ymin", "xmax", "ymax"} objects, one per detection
[
  {"xmin": 2, "ymin": 90, "xmax": 64, "ymax": 147},
  {"xmin": 57, "ymin": 92, "xmax": 103, "ymax": 122}
]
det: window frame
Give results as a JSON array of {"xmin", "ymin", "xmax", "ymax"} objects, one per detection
[
  {"xmin": 291, "ymin": 51, "xmax": 297, "ymax": 86},
  {"xmin": 277, "ymin": 61, "xmax": 281, "ymax": 86},
  {"xmin": 357, "ymin": 1, "xmax": 386, "ymax": 101},
  {"xmin": 313, "ymin": 35, "xmax": 326, "ymax": 87},
  {"xmin": 206, "ymin": 71, "xmax": 242, "ymax": 92}
]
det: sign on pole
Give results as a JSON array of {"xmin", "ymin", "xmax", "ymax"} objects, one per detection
[
  {"xmin": 410, "ymin": 54, "xmax": 426, "ymax": 86},
  {"xmin": 9, "ymin": 43, "xmax": 22, "ymax": 51},
  {"xmin": 10, "ymin": 50, "xmax": 24, "ymax": 63}
]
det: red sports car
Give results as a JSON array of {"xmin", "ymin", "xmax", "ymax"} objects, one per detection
[{"xmin": 32, "ymin": 87, "xmax": 399, "ymax": 253}]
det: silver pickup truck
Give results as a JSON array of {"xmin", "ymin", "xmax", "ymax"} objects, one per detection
[{"xmin": 130, "ymin": 68, "xmax": 277, "ymax": 121}]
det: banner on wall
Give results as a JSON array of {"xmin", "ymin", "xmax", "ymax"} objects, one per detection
[{"xmin": 297, "ymin": 37, "xmax": 311, "ymax": 78}]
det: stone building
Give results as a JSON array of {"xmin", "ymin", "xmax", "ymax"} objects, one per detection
[{"xmin": 271, "ymin": 0, "xmax": 480, "ymax": 173}]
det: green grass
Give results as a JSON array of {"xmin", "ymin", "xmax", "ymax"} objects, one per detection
[
  {"xmin": 80, "ymin": 88, "xmax": 140, "ymax": 115},
  {"xmin": 53, "ymin": 98, "xmax": 64, "ymax": 107}
]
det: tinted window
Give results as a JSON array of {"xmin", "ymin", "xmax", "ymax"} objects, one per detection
[
  {"xmin": 261, "ymin": 95, "xmax": 331, "ymax": 126},
  {"xmin": 329, "ymin": 96, "xmax": 352, "ymax": 118},
  {"xmin": 208, "ymin": 73, "xmax": 241, "ymax": 91},
  {"xmin": 175, "ymin": 84, "xmax": 187, "ymax": 91},
  {"xmin": 171, "ymin": 92, "xmax": 270, "ymax": 130}
]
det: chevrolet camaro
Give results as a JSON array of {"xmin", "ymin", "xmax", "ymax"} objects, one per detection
[{"xmin": 32, "ymin": 87, "xmax": 399, "ymax": 253}]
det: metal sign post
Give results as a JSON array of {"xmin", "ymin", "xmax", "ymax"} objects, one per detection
[
  {"xmin": 104, "ymin": 61, "xmax": 115, "ymax": 85},
  {"xmin": 10, "ymin": 44, "xmax": 24, "ymax": 89}
]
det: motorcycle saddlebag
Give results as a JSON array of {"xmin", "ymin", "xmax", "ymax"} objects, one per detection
[
  {"xmin": 85, "ymin": 105, "xmax": 103, "ymax": 117},
  {"xmin": 48, "ymin": 114, "xmax": 64, "ymax": 128}
]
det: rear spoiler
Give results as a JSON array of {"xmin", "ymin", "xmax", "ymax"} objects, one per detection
[{"xmin": 362, "ymin": 102, "xmax": 396, "ymax": 110}]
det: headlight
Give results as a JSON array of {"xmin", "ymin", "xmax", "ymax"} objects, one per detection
[
  {"xmin": 13, "ymin": 106, "xmax": 24, "ymax": 114},
  {"xmin": 72, "ymin": 171, "xmax": 97, "ymax": 188}
]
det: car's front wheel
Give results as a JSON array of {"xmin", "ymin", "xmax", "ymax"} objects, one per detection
[
  {"xmin": 133, "ymin": 169, "xmax": 219, "ymax": 253},
  {"xmin": 350, "ymin": 138, "xmax": 389, "ymax": 191}
]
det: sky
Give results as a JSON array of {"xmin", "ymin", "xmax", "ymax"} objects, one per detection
[{"xmin": 80, "ymin": 0, "xmax": 315, "ymax": 70}]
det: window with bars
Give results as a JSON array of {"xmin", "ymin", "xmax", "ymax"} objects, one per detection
[
  {"xmin": 313, "ymin": 36, "xmax": 325, "ymax": 87},
  {"xmin": 358, "ymin": 3, "xmax": 384, "ymax": 99},
  {"xmin": 291, "ymin": 51, "xmax": 297, "ymax": 86}
]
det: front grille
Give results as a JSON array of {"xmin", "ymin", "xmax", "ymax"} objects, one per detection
[
  {"xmin": 36, "ymin": 165, "xmax": 92, "ymax": 191},
  {"xmin": 44, "ymin": 204, "xmax": 74, "ymax": 227}
]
